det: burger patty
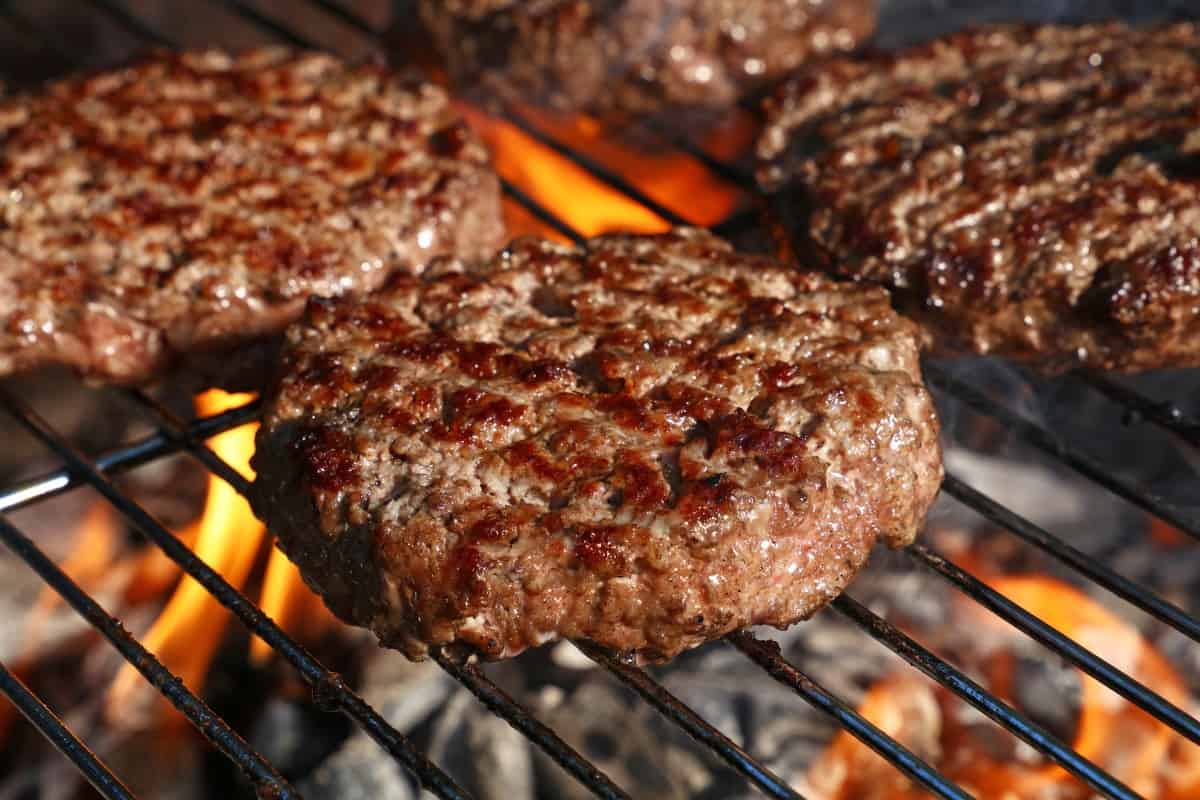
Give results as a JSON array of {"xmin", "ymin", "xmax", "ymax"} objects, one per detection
[
  {"xmin": 249, "ymin": 228, "xmax": 942, "ymax": 662},
  {"xmin": 417, "ymin": 0, "xmax": 876, "ymax": 121},
  {"xmin": 0, "ymin": 48, "xmax": 505, "ymax": 386},
  {"xmin": 757, "ymin": 22, "xmax": 1200, "ymax": 373}
]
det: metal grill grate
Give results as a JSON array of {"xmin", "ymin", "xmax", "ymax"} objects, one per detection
[{"xmin": 0, "ymin": 3, "xmax": 1197, "ymax": 799}]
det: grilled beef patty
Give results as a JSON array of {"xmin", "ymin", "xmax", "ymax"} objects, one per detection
[
  {"xmin": 250, "ymin": 229, "xmax": 942, "ymax": 662},
  {"xmin": 0, "ymin": 48, "xmax": 504, "ymax": 386},
  {"xmin": 758, "ymin": 22, "xmax": 1200, "ymax": 373},
  {"xmin": 417, "ymin": 0, "xmax": 876, "ymax": 121}
]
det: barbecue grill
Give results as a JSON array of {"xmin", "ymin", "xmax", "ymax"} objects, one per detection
[{"xmin": 0, "ymin": 2, "xmax": 1198, "ymax": 799}]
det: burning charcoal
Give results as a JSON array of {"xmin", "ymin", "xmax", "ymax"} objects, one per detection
[
  {"xmin": 246, "ymin": 698, "xmax": 350, "ymax": 781},
  {"xmin": 1013, "ymin": 656, "xmax": 1083, "ymax": 743},
  {"xmin": 534, "ymin": 681, "xmax": 716, "ymax": 800},
  {"xmin": 300, "ymin": 733, "xmax": 417, "ymax": 800},
  {"xmin": 427, "ymin": 690, "xmax": 535, "ymax": 800},
  {"xmin": 358, "ymin": 653, "xmax": 455, "ymax": 734},
  {"xmin": 253, "ymin": 648, "xmax": 450, "ymax": 790}
]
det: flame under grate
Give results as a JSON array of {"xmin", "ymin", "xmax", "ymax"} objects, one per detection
[{"xmin": 0, "ymin": 2, "xmax": 1198, "ymax": 799}]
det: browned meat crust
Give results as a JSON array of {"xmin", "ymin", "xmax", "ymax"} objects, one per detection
[
  {"xmin": 417, "ymin": 0, "xmax": 876, "ymax": 121},
  {"xmin": 0, "ymin": 48, "xmax": 505, "ymax": 386},
  {"xmin": 757, "ymin": 22, "xmax": 1200, "ymax": 373},
  {"xmin": 249, "ymin": 229, "xmax": 942, "ymax": 662}
]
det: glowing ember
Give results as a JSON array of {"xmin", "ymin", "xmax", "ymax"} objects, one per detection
[
  {"xmin": 808, "ymin": 576, "xmax": 1200, "ymax": 799},
  {"xmin": 108, "ymin": 390, "xmax": 265, "ymax": 728}
]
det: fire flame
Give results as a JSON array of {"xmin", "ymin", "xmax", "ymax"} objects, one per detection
[
  {"xmin": 809, "ymin": 576, "xmax": 1200, "ymax": 800},
  {"xmin": 460, "ymin": 104, "xmax": 750, "ymax": 239},
  {"xmin": 251, "ymin": 546, "xmax": 331, "ymax": 663},
  {"xmin": 108, "ymin": 390, "xmax": 266, "ymax": 727}
]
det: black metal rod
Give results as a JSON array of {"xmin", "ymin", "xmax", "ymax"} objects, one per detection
[
  {"xmin": 0, "ymin": 661, "xmax": 137, "ymax": 800},
  {"xmin": 82, "ymin": 0, "xmax": 173, "ymax": 47},
  {"xmin": 0, "ymin": 516, "xmax": 299, "ymax": 799},
  {"xmin": 831, "ymin": 595, "xmax": 1140, "ymax": 800},
  {"xmin": 432, "ymin": 651, "xmax": 631, "ymax": 800},
  {"xmin": 926, "ymin": 362, "xmax": 1200, "ymax": 541},
  {"xmin": 0, "ymin": 399, "xmax": 260, "ymax": 513},
  {"xmin": 907, "ymin": 542, "xmax": 1200, "ymax": 746},
  {"xmin": 123, "ymin": 390, "xmax": 253, "ymax": 495},
  {"xmin": 642, "ymin": 118, "xmax": 757, "ymax": 187},
  {"xmin": 1080, "ymin": 372, "xmax": 1200, "ymax": 449},
  {"xmin": 726, "ymin": 631, "xmax": 974, "ymax": 800},
  {"xmin": 301, "ymin": 0, "xmax": 378, "ymax": 36},
  {"xmin": 574, "ymin": 640, "xmax": 807, "ymax": 800},
  {"xmin": 501, "ymin": 177, "xmax": 589, "ymax": 246},
  {"xmin": 499, "ymin": 106, "xmax": 692, "ymax": 227},
  {"xmin": 213, "ymin": 0, "xmax": 315, "ymax": 48},
  {"xmin": 941, "ymin": 472, "xmax": 1200, "ymax": 644},
  {"xmin": 0, "ymin": 388, "xmax": 472, "ymax": 800},
  {"xmin": 711, "ymin": 207, "xmax": 763, "ymax": 240}
]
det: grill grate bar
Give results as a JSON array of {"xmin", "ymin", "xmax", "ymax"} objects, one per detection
[
  {"xmin": 710, "ymin": 206, "xmax": 764, "ymax": 241},
  {"xmin": 926, "ymin": 362, "xmax": 1200, "ymax": 541},
  {"xmin": 295, "ymin": 0, "xmax": 379, "ymax": 36},
  {"xmin": 726, "ymin": 631, "xmax": 973, "ymax": 800},
  {"xmin": 831, "ymin": 595, "xmax": 1139, "ymax": 800},
  {"xmin": 0, "ymin": 398, "xmax": 260, "ymax": 514},
  {"xmin": 124, "ymin": 390, "xmax": 254, "ymax": 495},
  {"xmin": 0, "ymin": 513, "xmax": 299, "ymax": 799},
  {"xmin": 907, "ymin": 542, "xmax": 1200, "ymax": 745},
  {"xmin": 82, "ymin": 0, "xmax": 173, "ymax": 47},
  {"xmin": 941, "ymin": 472, "xmax": 1200, "ymax": 643},
  {"xmin": 0, "ymin": 660, "xmax": 136, "ymax": 800},
  {"xmin": 1080, "ymin": 372, "xmax": 1200, "ymax": 449},
  {"xmin": 501, "ymin": 177, "xmax": 588, "ymax": 246},
  {"xmin": 574, "ymin": 640, "xmax": 807, "ymax": 800},
  {"xmin": 213, "ymin": 0, "xmax": 314, "ymax": 48},
  {"xmin": 0, "ymin": 388, "xmax": 472, "ymax": 800},
  {"xmin": 500, "ymin": 105, "xmax": 695, "ymax": 228},
  {"xmin": 432, "ymin": 650, "xmax": 631, "ymax": 800},
  {"xmin": 643, "ymin": 119, "xmax": 758, "ymax": 187}
]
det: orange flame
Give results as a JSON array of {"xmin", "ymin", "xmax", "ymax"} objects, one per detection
[
  {"xmin": 810, "ymin": 576, "xmax": 1200, "ymax": 800},
  {"xmin": 461, "ymin": 104, "xmax": 749, "ymax": 239},
  {"xmin": 107, "ymin": 390, "xmax": 265, "ymax": 728},
  {"xmin": 33, "ymin": 503, "xmax": 119, "ymax": 617},
  {"xmin": 250, "ymin": 547, "xmax": 332, "ymax": 663}
]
